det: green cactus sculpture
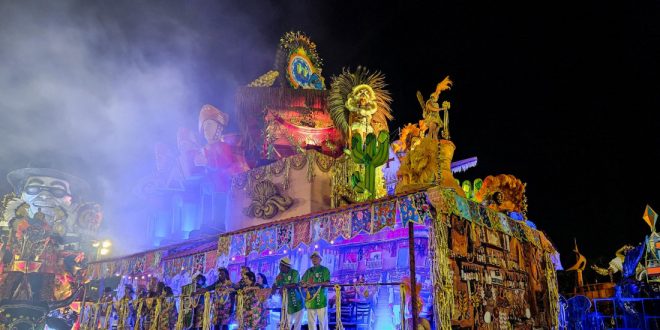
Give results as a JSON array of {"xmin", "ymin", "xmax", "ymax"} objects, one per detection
[{"xmin": 344, "ymin": 131, "xmax": 390, "ymax": 199}]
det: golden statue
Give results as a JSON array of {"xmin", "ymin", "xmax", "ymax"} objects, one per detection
[
  {"xmin": 328, "ymin": 66, "xmax": 393, "ymax": 144},
  {"xmin": 396, "ymin": 137, "xmax": 438, "ymax": 193},
  {"xmin": 345, "ymin": 84, "xmax": 379, "ymax": 136},
  {"xmin": 417, "ymin": 76, "xmax": 452, "ymax": 140}
]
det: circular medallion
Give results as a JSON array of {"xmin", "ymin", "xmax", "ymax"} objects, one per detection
[{"xmin": 287, "ymin": 51, "xmax": 323, "ymax": 90}]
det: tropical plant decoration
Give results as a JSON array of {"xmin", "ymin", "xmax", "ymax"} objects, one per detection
[
  {"xmin": 328, "ymin": 66, "xmax": 393, "ymax": 141},
  {"xmin": 345, "ymin": 131, "xmax": 390, "ymax": 199}
]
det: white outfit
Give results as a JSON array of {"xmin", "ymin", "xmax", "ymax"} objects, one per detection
[
  {"xmin": 288, "ymin": 309, "xmax": 303, "ymax": 330},
  {"xmin": 306, "ymin": 307, "xmax": 328, "ymax": 330}
]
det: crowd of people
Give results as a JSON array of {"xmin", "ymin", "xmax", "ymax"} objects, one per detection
[{"xmin": 82, "ymin": 252, "xmax": 332, "ymax": 330}]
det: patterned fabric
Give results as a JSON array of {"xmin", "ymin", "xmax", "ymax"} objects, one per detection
[
  {"xmin": 311, "ymin": 216, "xmax": 331, "ymax": 243},
  {"xmin": 302, "ymin": 265, "xmax": 331, "ymax": 309},
  {"xmin": 398, "ymin": 195, "xmax": 420, "ymax": 225},
  {"xmin": 468, "ymin": 200, "xmax": 482, "ymax": 225},
  {"xmin": 217, "ymin": 236, "xmax": 230, "ymax": 256},
  {"xmin": 246, "ymin": 231, "xmax": 260, "ymax": 255},
  {"xmin": 213, "ymin": 281, "xmax": 235, "ymax": 326},
  {"xmin": 275, "ymin": 269, "xmax": 304, "ymax": 314},
  {"xmin": 293, "ymin": 220, "xmax": 311, "ymax": 248},
  {"xmin": 240, "ymin": 286, "xmax": 268, "ymax": 329},
  {"xmin": 412, "ymin": 192, "xmax": 433, "ymax": 223},
  {"xmin": 329, "ymin": 212, "xmax": 351, "ymax": 239},
  {"xmin": 479, "ymin": 206, "xmax": 492, "ymax": 228},
  {"xmin": 454, "ymin": 195, "xmax": 470, "ymax": 220},
  {"xmin": 508, "ymin": 218, "xmax": 525, "ymax": 241},
  {"xmin": 351, "ymin": 207, "xmax": 372, "ymax": 235},
  {"xmin": 277, "ymin": 223, "xmax": 294, "ymax": 249},
  {"xmin": 193, "ymin": 253, "xmax": 206, "ymax": 273},
  {"xmin": 230, "ymin": 234, "xmax": 246, "ymax": 257},
  {"xmin": 498, "ymin": 213, "xmax": 512, "ymax": 235},
  {"xmin": 373, "ymin": 200, "xmax": 397, "ymax": 232},
  {"xmin": 487, "ymin": 209, "xmax": 502, "ymax": 231},
  {"xmin": 260, "ymin": 227, "xmax": 278, "ymax": 251},
  {"xmin": 205, "ymin": 250, "xmax": 217, "ymax": 273}
]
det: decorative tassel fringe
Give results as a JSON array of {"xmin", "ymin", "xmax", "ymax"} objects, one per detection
[
  {"xmin": 149, "ymin": 298, "xmax": 162, "ymax": 330},
  {"xmin": 400, "ymin": 283, "xmax": 407, "ymax": 330},
  {"xmin": 134, "ymin": 298, "xmax": 144, "ymax": 330},
  {"xmin": 430, "ymin": 214, "xmax": 454, "ymax": 330},
  {"xmin": 450, "ymin": 157, "xmax": 478, "ymax": 174},
  {"xmin": 236, "ymin": 290, "xmax": 245, "ymax": 329},
  {"xmin": 102, "ymin": 303, "xmax": 112, "ymax": 330},
  {"xmin": 202, "ymin": 292, "xmax": 212, "ymax": 330},
  {"xmin": 175, "ymin": 296, "xmax": 185, "ymax": 330},
  {"xmin": 334, "ymin": 284, "xmax": 345, "ymax": 330},
  {"xmin": 544, "ymin": 252, "xmax": 560, "ymax": 327},
  {"xmin": 279, "ymin": 289, "xmax": 289, "ymax": 330}
]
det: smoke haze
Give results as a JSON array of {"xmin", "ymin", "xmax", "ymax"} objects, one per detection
[{"xmin": 0, "ymin": 0, "xmax": 282, "ymax": 255}]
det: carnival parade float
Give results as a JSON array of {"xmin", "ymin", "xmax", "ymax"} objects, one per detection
[
  {"xmin": 3, "ymin": 32, "xmax": 563, "ymax": 330},
  {"xmin": 0, "ymin": 168, "xmax": 104, "ymax": 329},
  {"xmin": 556, "ymin": 205, "xmax": 660, "ymax": 329}
]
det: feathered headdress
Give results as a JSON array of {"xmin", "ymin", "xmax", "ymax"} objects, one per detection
[{"xmin": 328, "ymin": 66, "xmax": 393, "ymax": 139}]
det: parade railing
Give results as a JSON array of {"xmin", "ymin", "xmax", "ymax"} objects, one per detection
[{"xmin": 76, "ymin": 281, "xmax": 410, "ymax": 330}]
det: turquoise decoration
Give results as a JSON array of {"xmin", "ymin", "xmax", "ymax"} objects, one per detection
[
  {"xmin": 346, "ymin": 131, "xmax": 390, "ymax": 199},
  {"xmin": 288, "ymin": 54, "xmax": 324, "ymax": 89}
]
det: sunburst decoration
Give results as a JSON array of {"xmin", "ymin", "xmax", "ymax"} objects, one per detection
[{"xmin": 328, "ymin": 66, "xmax": 393, "ymax": 139}]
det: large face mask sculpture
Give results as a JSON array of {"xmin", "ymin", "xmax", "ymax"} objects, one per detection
[{"xmin": 20, "ymin": 175, "xmax": 72, "ymax": 218}]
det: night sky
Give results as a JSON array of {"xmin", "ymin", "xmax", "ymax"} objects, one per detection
[{"xmin": 0, "ymin": 1, "xmax": 658, "ymax": 270}]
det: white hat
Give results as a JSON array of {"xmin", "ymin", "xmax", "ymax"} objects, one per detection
[
  {"xmin": 280, "ymin": 257, "xmax": 292, "ymax": 267},
  {"xmin": 310, "ymin": 251, "xmax": 322, "ymax": 260}
]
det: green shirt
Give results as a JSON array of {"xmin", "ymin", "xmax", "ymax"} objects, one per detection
[
  {"xmin": 275, "ymin": 269, "xmax": 304, "ymax": 314},
  {"xmin": 301, "ymin": 265, "xmax": 331, "ymax": 309}
]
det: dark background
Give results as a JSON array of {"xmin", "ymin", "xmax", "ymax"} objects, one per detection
[{"xmin": 0, "ymin": 1, "xmax": 658, "ymax": 275}]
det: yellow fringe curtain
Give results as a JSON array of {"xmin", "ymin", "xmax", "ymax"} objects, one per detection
[
  {"xmin": 236, "ymin": 290, "xmax": 245, "ymax": 329},
  {"xmin": 117, "ymin": 299, "xmax": 129, "ymax": 329},
  {"xmin": 175, "ymin": 296, "xmax": 185, "ymax": 330},
  {"xmin": 400, "ymin": 283, "xmax": 406, "ymax": 330},
  {"xmin": 334, "ymin": 284, "xmax": 344, "ymax": 330},
  {"xmin": 202, "ymin": 292, "xmax": 212, "ymax": 330},
  {"xmin": 430, "ymin": 213, "xmax": 454, "ymax": 330},
  {"xmin": 134, "ymin": 298, "xmax": 144, "ymax": 330},
  {"xmin": 544, "ymin": 252, "xmax": 560, "ymax": 327},
  {"xmin": 102, "ymin": 303, "xmax": 113, "ymax": 330},
  {"xmin": 279, "ymin": 288, "xmax": 289, "ymax": 330},
  {"xmin": 149, "ymin": 298, "xmax": 162, "ymax": 330}
]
